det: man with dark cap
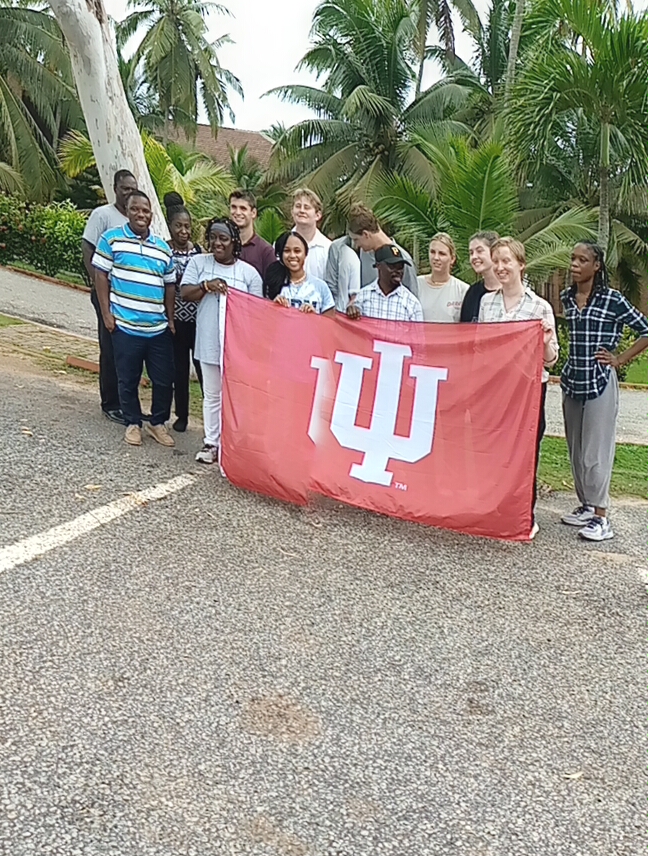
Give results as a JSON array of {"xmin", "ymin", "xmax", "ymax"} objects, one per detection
[{"xmin": 347, "ymin": 244, "xmax": 423, "ymax": 322}]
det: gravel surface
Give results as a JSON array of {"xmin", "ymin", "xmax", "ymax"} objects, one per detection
[
  {"xmin": 1, "ymin": 266, "xmax": 646, "ymax": 445},
  {"xmin": 0, "ymin": 267, "xmax": 95, "ymax": 338},
  {"xmin": 545, "ymin": 382, "xmax": 646, "ymax": 446},
  {"xmin": 0, "ymin": 364, "xmax": 646, "ymax": 856}
]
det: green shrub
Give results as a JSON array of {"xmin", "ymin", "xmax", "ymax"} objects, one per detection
[
  {"xmin": 0, "ymin": 195, "xmax": 29, "ymax": 267},
  {"xmin": 550, "ymin": 315, "xmax": 636, "ymax": 382},
  {"xmin": 0, "ymin": 193, "xmax": 87, "ymax": 281}
]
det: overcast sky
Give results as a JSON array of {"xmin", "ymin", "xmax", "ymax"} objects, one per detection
[
  {"xmin": 102, "ymin": 0, "xmax": 525, "ymax": 132},
  {"xmin": 215, "ymin": 0, "xmax": 490, "ymax": 130}
]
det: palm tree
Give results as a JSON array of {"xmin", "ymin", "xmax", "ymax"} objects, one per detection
[
  {"xmin": 371, "ymin": 134, "xmax": 599, "ymax": 279},
  {"xmin": 0, "ymin": 2, "xmax": 81, "ymax": 198},
  {"xmin": 266, "ymin": 0, "xmax": 472, "ymax": 219},
  {"xmin": 507, "ymin": 4, "xmax": 648, "ymax": 251},
  {"xmin": 58, "ymin": 129, "xmax": 234, "ymax": 218},
  {"xmin": 117, "ymin": 0, "xmax": 242, "ymax": 142},
  {"xmin": 504, "ymin": 0, "xmax": 524, "ymax": 100},
  {"xmin": 413, "ymin": 0, "xmax": 480, "ymax": 96}
]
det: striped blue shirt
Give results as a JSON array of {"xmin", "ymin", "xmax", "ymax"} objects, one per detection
[{"xmin": 92, "ymin": 223, "xmax": 176, "ymax": 337}]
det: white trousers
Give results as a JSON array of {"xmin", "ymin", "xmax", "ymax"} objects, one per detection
[{"xmin": 201, "ymin": 362, "xmax": 222, "ymax": 447}]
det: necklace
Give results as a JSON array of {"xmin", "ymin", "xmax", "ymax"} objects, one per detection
[{"xmin": 290, "ymin": 274, "xmax": 307, "ymax": 286}]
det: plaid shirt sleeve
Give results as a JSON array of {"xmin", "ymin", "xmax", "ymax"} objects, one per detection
[{"xmin": 612, "ymin": 292, "xmax": 648, "ymax": 337}]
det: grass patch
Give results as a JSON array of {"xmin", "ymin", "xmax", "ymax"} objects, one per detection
[
  {"xmin": 624, "ymin": 351, "xmax": 648, "ymax": 386},
  {"xmin": 539, "ymin": 436, "xmax": 647, "ymax": 498},
  {"xmin": 8, "ymin": 260, "xmax": 87, "ymax": 288},
  {"xmin": 0, "ymin": 313, "xmax": 23, "ymax": 327}
]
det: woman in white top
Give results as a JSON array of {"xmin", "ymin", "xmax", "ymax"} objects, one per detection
[
  {"xmin": 417, "ymin": 232, "xmax": 470, "ymax": 322},
  {"xmin": 181, "ymin": 217, "xmax": 263, "ymax": 465},
  {"xmin": 263, "ymin": 231, "xmax": 335, "ymax": 316},
  {"xmin": 479, "ymin": 237, "xmax": 559, "ymax": 537}
]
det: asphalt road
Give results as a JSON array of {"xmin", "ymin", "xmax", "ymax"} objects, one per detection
[{"xmin": 0, "ymin": 360, "xmax": 646, "ymax": 855}]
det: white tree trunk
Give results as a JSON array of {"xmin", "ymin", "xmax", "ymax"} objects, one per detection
[
  {"xmin": 505, "ymin": 0, "xmax": 525, "ymax": 103},
  {"xmin": 47, "ymin": 0, "xmax": 167, "ymax": 236}
]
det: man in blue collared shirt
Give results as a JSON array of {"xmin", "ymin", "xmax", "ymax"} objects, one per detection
[{"xmin": 92, "ymin": 191, "xmax": 177, "ymax": 448}]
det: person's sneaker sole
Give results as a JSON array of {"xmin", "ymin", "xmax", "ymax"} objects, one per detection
[
  {"xmin": 579, "ymin": 528, "xmax": 614, "ymax": 542},
  {"xmin": 561, "ymin": 515, "xmax": 594, "ymax": 526}
]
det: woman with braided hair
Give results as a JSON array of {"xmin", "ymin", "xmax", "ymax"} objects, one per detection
[
  {"xmin": 181, "ymin": 217, "xmax": 263, "ymax": 464},
  {"xmin": 560, "ymin": 241, "xmax": 648, "ymax": 541},
  {"xmin": 164, "ymin": 192, "xmax": 203, "ymax": 433}
]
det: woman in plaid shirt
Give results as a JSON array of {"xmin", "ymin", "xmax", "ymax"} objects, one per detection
[
  {"xmin": 479, "ymin": 237, "xmax": 558, "ymax": 539},
  {"xmin": 560, "ymin": 241, "xmax": 648, "ymax": 542}
]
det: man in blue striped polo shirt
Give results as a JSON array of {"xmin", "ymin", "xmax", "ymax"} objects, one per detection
[{"xmin": 92, "ymin": 191, "xmax": 177, "ymax": 448}]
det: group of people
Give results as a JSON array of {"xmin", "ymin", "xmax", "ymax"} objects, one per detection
[{"xmin": 81, "ymin": 170, "xmax": 648, "ymax": 543}]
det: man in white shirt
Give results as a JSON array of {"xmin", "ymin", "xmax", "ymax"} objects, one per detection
[
  {"xmin": 347, "ymin": 204, "xmax": 419, "ymax": 298},
  {"xmin": 291, "ymin": 188, "xmax": 331, "ymax": 281},
  {"xmin": 81, "ymin": 169, "xmax": 138, "ymax": 424}
]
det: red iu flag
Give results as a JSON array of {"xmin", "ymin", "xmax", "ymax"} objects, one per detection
[{"xmin": 221, "ymin": 290, "xmax": 543, "ymax": 541}]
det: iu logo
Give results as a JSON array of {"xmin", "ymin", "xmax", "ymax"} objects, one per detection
[{"xmin": 309, "ymin": 340, "xmax": 448, "ymax": 486}]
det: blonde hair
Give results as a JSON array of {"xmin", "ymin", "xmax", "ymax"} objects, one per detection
[
  {"xmin": 293, "ymin": 187, "xmax": 323, "ymax": 214},
  {"xmin": 430, "ymin": 232, "xmax": 457, "ymax": 261},
  {"xmin": 491, "ymin": 236, "xmax": 526, "ymax": 268}
]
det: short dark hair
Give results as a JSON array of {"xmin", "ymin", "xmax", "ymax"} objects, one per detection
[
  {"xmin": 114, "ymin": 169, "xmax": 136, "ymax": 189},
  {"xmin": 229, "ymin": 189, "xmax": 257, "ymax": 209},
  {"xmin": 126, "ymin": 190, "xmax": 151, "ymax": 206}
]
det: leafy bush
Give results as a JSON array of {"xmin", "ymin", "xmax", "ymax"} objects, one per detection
[
  {"xmin": 550, "ymin": 316, "xmax": 636, "ymax": 382},
  {"xmin": 0, "ymin": 194, "xmax": 87, "ymax": 281}
]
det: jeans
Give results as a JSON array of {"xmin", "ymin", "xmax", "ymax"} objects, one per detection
[
  {"xmin": 90, "ymin": 289, "xmax": 120, "ymax": 412},
  {"xmin": 173, "ymin": 319, "xmax": 203, "ymax": 421},
  {"xmin": 112, "ymin": 326, "xmax": 174, "ymax": 427}
]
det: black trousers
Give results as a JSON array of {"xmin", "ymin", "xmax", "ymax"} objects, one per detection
[
  {"xmin": 90, "ymin": 289, "xmax": 120, "ymax": 412},
  {"xmin": 173, "ymin": 319, "xmax": 203, "ymax": 421},
  {"xmin": 112, "ymin": 327, "xmax": 174, "ymax": 427},
  {"xmin": 533, "ymin": 382, "xmax": 548, "ymax": 511}
]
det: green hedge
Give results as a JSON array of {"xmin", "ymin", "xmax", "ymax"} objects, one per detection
[{"xmin": 0, "ymin": 194, "xmax": 87, "ymax": 282}]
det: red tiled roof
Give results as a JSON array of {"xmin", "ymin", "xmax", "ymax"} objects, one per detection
[{"xmin": 168, "ymin": 125, "xmax": 273, "ymax": 168}]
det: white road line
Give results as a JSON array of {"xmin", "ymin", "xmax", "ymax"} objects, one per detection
[{"xmin": 0, "ymin": 474, "xmax": 196, "ymax": 574}]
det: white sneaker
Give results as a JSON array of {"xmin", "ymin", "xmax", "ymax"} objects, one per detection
[
  {"xmin": 579, "ymin": 516, "xmax": 614, "ymax": 542},
  {"xmin": 561, "ymin": 505, "xmax": 595, "ymax": 526},
  {"xmin": 195, "ymin": 444, "xmax": 219, "ymax": 464},
  {"xmin": 530, "ymin": 521, "xmax": 540, "ymax": 540}
]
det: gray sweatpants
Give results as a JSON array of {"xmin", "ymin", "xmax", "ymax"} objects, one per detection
[{"xmin": 562, "ymin": 372, "xmax": 619, "ymax": 510}]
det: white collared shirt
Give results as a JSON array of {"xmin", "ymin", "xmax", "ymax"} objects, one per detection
[
  {"xmin": 295, "ymin": 228, "xmax": 331, "ymax": 281},
  {"xmin": 479, "ymin": 286, "xmax": 558, "ymax": 382},
  {"xmin": 354, "ymin": 280, "xmax": 424, "ymax": 322}
]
